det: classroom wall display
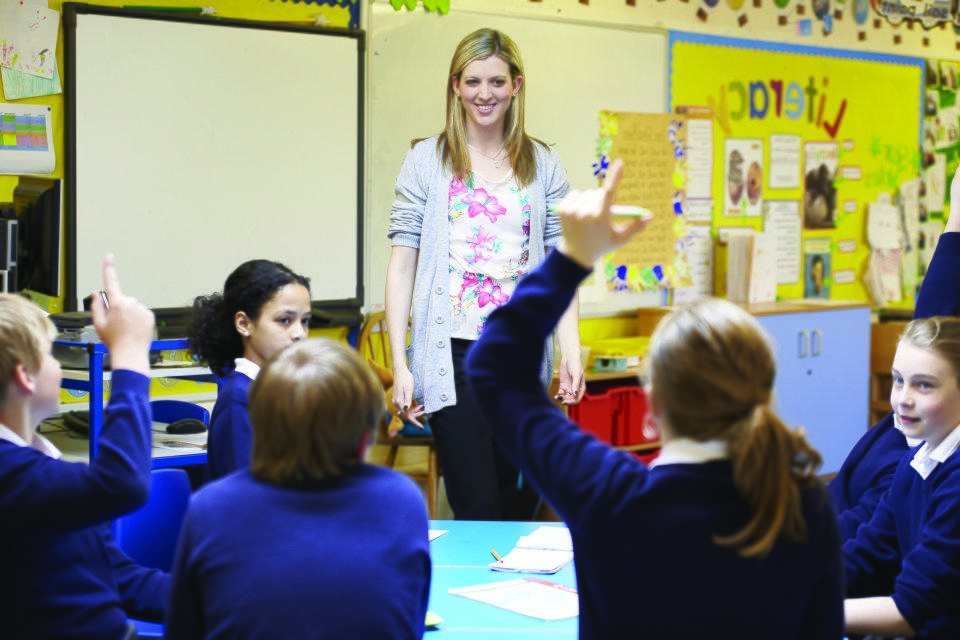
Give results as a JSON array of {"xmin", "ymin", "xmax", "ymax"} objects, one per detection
[
  {"xmin": 590, "ymin": 111, "xmax": 692, "ymax": 294},
  {"xmin": 63, "ymin": 4, "xmax": 363, "ymax": 317},
  {"xmin": 0, "ymin": 103, "xmax": 55, "ymax": 175},
  {"xmin": 669, "ymin": 31, "xmax": 924, "ymax": 304},
  {"xmin": 366, "ymin": 3, "xmax": 668, "ymax": 314}
]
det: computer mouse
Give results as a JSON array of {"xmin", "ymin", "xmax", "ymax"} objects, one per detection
[{"xmin": 166, "ymin": 418, "xmax": 207, "ymax": 435}]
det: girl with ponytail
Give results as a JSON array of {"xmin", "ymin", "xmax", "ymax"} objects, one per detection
[{"xmin": 465, "ymin": 159, "xmax": 843, "ymax": 640}]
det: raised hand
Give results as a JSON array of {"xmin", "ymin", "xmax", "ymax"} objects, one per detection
[
  {"xmin": 90, "ymin": 253, "xmax": 155, "ymax": 375},
  {"xmin": 555, "ymin": 159, "xmax": 651, "ymax": 268}
]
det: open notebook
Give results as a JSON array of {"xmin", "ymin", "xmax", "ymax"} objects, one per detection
[{"xmin": 488, "ymin": 526, "xmax": 574, "ymax": 574}]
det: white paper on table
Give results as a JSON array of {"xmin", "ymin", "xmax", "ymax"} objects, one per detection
[
  {"xmin": 515, "ymin": 526, "xmax": 573, "ymax": 552},
  {"xmin": 449, "ymin": 578, "xmax": 579, "ymax": 621},
  {"xmin": 489, "ymin": 548, "xmax": 574, "ymax": 574}
]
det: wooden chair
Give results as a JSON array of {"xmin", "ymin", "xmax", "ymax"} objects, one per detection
[
  {"xmin": 870, "ymin": 320, "xmax": 907, "ymax": 426},
  {"xmin": 356, "ymin": 310, "xmax": 440, "ymax": 518}
]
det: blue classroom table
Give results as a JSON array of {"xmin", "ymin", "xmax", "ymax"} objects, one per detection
[
  {"xmin": 134, "ymin": 520, "xmax": 577, "ymax": 638},
  {"xmin": 428, "ymin": 520, "xmax": 577, "ymax": 638}
]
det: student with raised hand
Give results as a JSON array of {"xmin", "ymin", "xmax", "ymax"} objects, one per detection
[
  {"xmin": 0, "ymin": 254, "xmax": 165, "ymax": 640},
  {"xmin": 844, "ymin": 316, "xmax": 960, "ymax": 639},
  {"xmin": 188, "ymin": 260, "xmax": 311, "ymax": 480},
  {"xmin": 165, "ymin": 339, "xmax": 431, "ymax": 640},
  {"xmin": 829, "ymin": 165, "xmax": 960, "ymax": 541},
  {"xmin": 465, "ymin": 160, "xmax": 843, "ymax": 639}
]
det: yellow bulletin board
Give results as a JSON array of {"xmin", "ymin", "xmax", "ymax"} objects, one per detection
[{"xmin": 669, "ymin": 32, "xmax": 924, "ymax": 305}]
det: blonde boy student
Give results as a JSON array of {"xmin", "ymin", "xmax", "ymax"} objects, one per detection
[{"xmin": 0, "ymin": 256, "xmax": 165, "ymax": 640}]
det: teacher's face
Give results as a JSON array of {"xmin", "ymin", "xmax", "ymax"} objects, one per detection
[{"xmin": 452, "ymin": 55, "xmax": 522, "ymax": 135}]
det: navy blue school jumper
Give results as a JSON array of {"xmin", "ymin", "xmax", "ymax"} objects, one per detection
[
  {"xmin": 829, "ymin": 232, "xmax": 960, "ymax": 540},
  {"xmin": 465, "ymin": 250, "xmax": 844, "ymax": 640},
  {"xmin": 0, "ymin": 371, "xmax": 168, "ymax": 639},
  {"xmin": 206, "ymin": 368, "xmax": 253, "ymax": 481},
  {"xmin": 844, "ymin": 436, "xmax": 960, "ymax": 638},
  {"xmin": 165, "ymin": 466, "xmax": 430, "ymax": 640}
]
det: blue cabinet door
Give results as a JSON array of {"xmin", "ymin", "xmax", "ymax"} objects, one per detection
[{"xmin": 757, "ymin": 307, "xmax": 871, "ymax": 474}]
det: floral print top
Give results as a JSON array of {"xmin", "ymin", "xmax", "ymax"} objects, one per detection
[{"xmin": 447, "ymin": 171, "xmax": 531, "ymax": 340}]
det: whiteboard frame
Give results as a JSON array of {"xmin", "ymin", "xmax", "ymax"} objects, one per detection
[{"xmin": 63, "ymin": 3, "xmax": 365, "ymax": 321}]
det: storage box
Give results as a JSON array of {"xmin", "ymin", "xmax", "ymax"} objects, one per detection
[
  {"xmin": 567, "ymin": 388, "xmax": 620, "ymax": 445},
  {"xmin": 617, "ymin": 387, "xmax": 658, "ymax": 446},
  {"xmin": 586, "ymin": 337, "xmax": 649, "ymax": 368}
]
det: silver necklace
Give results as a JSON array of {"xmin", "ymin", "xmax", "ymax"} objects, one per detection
[{"xmin": 467, "ymin": 142, "xmax": 506, "ymax": 169}]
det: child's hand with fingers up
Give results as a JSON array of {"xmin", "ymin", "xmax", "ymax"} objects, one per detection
[
  {"xmin": 555, "ymin": 159, "xmax": 652, "ymax": 268},
  {"xmin": 90, "ymin": 253, "xmax": 155, "ymax": 375}
]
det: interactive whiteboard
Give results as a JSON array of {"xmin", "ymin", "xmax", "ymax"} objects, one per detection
[{"xmin": 64, "ymin": 4, "xmax": 363, "ymax": 317}]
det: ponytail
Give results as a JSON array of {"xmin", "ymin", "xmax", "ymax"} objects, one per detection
[{"xmin": 714, "ymin": 406, "xmax": 823, "ymax": 558}]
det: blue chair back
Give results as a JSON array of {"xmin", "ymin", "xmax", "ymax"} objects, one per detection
[
  {"xmin": 112, "ymin": 468, "xmax": 191, "ymax": 572},
  {"xmin": 150, "ymin": 399, "xmax": 210, "ymax": 426}
]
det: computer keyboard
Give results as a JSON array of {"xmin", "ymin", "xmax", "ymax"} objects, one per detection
[{"xmin": 60, "ymin": 410, "xmax": 90, "ymax": 436}]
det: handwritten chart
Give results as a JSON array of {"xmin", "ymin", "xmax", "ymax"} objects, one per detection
[{"xmin": 596, "ymin": 111, "xmax": 691, "ymax": 291}]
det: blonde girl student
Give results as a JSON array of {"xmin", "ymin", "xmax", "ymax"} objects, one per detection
[
  {"xmin": 465, "ymin": 160, "xmax": 843, "ymax": 639},
  {"xmin": 385, "ymin": 27, "xmax": 585, "ymax": 520},
  {"xmin": 188, "ymin": 260, "xmax": 311, "ymax": 480},
  {"xmin": 829, "ymin": 165, "xmax": 960, "ymax": 542},
  {"xmin": 844, "ymin": 316, "xmax": 960, "ymax": 639}
]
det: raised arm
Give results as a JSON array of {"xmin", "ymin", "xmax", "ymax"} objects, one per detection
[
  {"xmin": 915, "ymin": 165, "xmax": 960, "ymax": 318},
  {"xmin": 1, "ymin": 255, "xmax": 155, "ymax": 533},
  {"xmin": 466, "ymin": 161, "xmax": 652, "ymax": 525}
]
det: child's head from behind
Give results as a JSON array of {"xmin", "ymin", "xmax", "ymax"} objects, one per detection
[
  {"xmin": 249, "ymin": 338, "xmax": 385, "ymax": 486},
  {"xmin": 647, "ymin": 297, "xmax": 822, "ymax": 558},
  {"xmin": 190, "ymin": 260, "xmax": 311, "ymax": 377},
  {"xmin": 0, "ymin": 294, "xmax": 58, "ymax": 408},
  {"xmin": 646, "ymin": 297, "xmax": 775, "ymax": 441},
  {"xmin": 893, "ymin": 317, "xmax": 960, "ymax": 447}
]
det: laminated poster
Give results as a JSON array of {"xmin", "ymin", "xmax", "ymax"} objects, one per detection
[
  {"xmin": 0, "ymin": 102, "xmax": 55, "ymax": 175},
  {"xmin": 594, "ymin": 111, "xmax": 692, "ymax": 292}
]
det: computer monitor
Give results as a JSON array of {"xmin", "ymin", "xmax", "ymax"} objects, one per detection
[{"xmin": 12, "ymin": 177, "xmax": 62, "ymax": 298}]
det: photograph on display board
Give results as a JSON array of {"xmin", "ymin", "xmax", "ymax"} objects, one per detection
[
  {"xmin": 803, "ymin": 141, "xmax": 839, "ymax": 229},
  {"xmin": 939, "ymin": 60, "xmax": 957, "ymax": 91},
  {"xmin": 804, "ymin": 251, "xmax": 832, "ymax": 299},
  {"xmin": 724, "ymin": 139, "xmax": 763, "ymax": 217}
]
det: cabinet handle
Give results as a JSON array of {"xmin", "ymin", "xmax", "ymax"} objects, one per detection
[
  {"xmin": 798, "ymin": 330, "xmax": 809, "ymax": 358},
  {"xmin": 811, "ymin": 329, "xmax": 822, "ymax": 357}
]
